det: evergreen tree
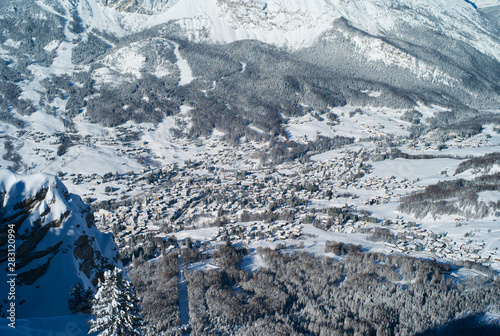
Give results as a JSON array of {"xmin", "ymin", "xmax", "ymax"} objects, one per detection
[
  {"xmin": 68, "ymin": 282, "xmax": 93, "ymax": 314},
  {"xmin": 88, "ymin": 268, "xmax": 143, "ymax": 336}
]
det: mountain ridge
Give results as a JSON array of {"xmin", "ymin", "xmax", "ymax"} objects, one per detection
[{"xmin": 77, "ymin": 0, "xmax": 500, "ymax": 58}]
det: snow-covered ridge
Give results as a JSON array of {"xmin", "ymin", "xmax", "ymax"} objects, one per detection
[
  {"xmin": 473, "ymin": 0, "xmax": 500, "ymax": 8},
  {"xmin": 72, "ymin": 0, "xmax": 500, "ymax": 61},
  {"xmin": 335, "ymin": 29, "xmax": 459, "ymax": 87},
  {"xmin": 0, "ymin": 169, "xmax": 120, "ymax": 318}
]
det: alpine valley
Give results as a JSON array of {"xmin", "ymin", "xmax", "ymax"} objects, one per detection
[{"xmin": 1, "ymin": 0, "xmax": 500, "ymax": 335}]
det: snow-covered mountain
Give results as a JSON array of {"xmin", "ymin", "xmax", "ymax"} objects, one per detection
[
  {"xmin": 74, "ymin": 0, "xmax": 500, "ymax": 55},
  {"xmin": 0, "ymin": 0, "xmax": 500, "ymax": 176},
  {"xmin": 0, "ymin": 169, "xmax": 119, "ymax": 318}
]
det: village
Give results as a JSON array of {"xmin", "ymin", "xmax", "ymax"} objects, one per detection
[
  {"xmin": 7, "ymin": 112, "xmax": 499, "ymax": 270},
  {"xmin": 76, "ymin": 142, "xmax": 499, "ymax": 269}
]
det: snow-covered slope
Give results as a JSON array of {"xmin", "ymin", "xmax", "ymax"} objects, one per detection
[
  {"xmin": 473, "ymin": 0, "xmax": 500, "ymax": 8},
  {"xmin": 0, "ymin": 169, "xmax": 120, "ymax": 318}
]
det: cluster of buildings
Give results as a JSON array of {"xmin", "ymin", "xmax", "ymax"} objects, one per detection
[
  {"xmin": 91, "ymin": 148, "xmax": 378, "ymax": 248},
  {"xmin": 406, "ymin": 130, "xmax": 494, "ymax": 151},
  {"xmin": 86, "ymin": 145, "xmax": 497, "ymax": 269},
  {"xmin": 18, "ymin": 121, "xmax": 495, "ymax": 268},
  {"xmin": 213, "ymin": 221, "xmax": 303, "ymax": 246},
  {"xmin": 378, "ymin": 220, "xmax": 500, "ymax": 263}
]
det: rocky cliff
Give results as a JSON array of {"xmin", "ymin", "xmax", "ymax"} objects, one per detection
[{"xmin": 0, "ymin": 169, "xmax": 120, "ymax": 318}]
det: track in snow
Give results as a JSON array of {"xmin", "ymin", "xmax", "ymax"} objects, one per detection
[{"xmin": 172, "ymin": 41, "xmax": 194, "ymax": 86}]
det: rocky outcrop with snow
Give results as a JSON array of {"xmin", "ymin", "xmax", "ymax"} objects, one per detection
[
  {"xmin": 0, "ymin": 169, "xmax": 119, "ymax": 318},
  {"xmin": 86, "ymin": 0, "xmax": 500, "ymax": 58},
  {"xmin": 97, "ymin": 0, "xmax": 173, "ymax": 14}
]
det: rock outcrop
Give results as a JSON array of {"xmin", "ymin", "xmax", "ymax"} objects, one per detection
[
  {"xmin": 0, "ymin": 169, "xmax": 120, "ymax": 318},
  {"xmin": 98, "ymin": 0, "xmax": 173, "ymax": 14}
]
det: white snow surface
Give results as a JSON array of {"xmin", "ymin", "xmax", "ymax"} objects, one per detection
[
  {"xmin": 478, "ymin": 190, "xmax": 500, "ymax": 204},
  {"xmin": 472, "ymin": 0, "xmax": 500, "ymax": 8},
  {"xmin": 101, "ymin": 46, "xmax": 146, "ymax": 78},
  {"xmin": 172, "ymin": 41, "xmax": 194, "ymax": 85},
  {"xmin": 0, "ymin": 315, "xmax": 91, "ymax": 336}
]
